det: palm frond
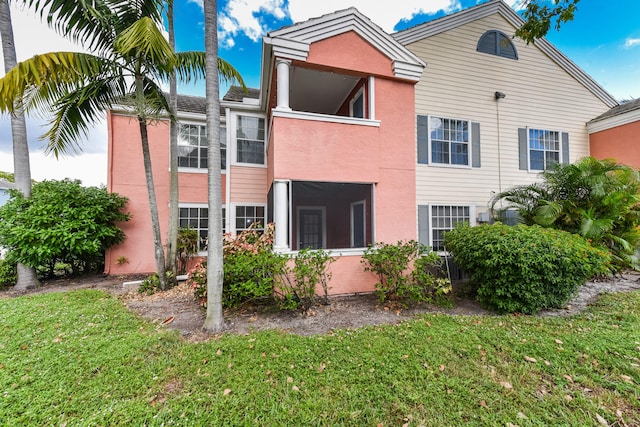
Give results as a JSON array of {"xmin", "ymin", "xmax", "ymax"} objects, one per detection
[
  {"xmin": 0, "ymin": 52, "xmax": 115, "ymax": 113},
  {"xmin": 114, "ymin": 17, "xmax": 174, "ymax": 65},
  {"xmin": 42, "ymin": 76, "xmax": 129, "ymax": 157}
]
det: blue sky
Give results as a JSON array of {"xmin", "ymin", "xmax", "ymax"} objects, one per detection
[{"xmin": 1, "ymin": 0, "xmax": 639, "ymax": 186}]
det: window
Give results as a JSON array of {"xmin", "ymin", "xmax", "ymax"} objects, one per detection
[
  {"xmin": 236, "ymin": 116, "xmax": 265, "ymax": 165},
  {"xmin": 179, "ymin": 205, "xmax": 226, "ymax": 252},
  {"xmin": 235, "ymin": 205, "xmax": 265, "ymax": 232},
  {"xmin": 418, "ymin": 115, "xmax": 480, "ymax": 167},
  {"xmin": 431, "ymin": 205, "xmax": 470, "ymax": 251},
  {"xmin": 529, "ymin": 128, "xmax": 559, "ymax": 170},
  {"xmin": 179, "ymin": 206, "xmax": 208, "ymax": 251},
  {"xmin": 177, "ymin": 123, "xmax": 227, "ymax": 170},
  {"xmin": 519, "ymin": 128, "xmax": 568, "ymax": 171},
  {"xmin": 430, "ymin": 117, "xmax": 469, "ymax": 165},
  {"xmin": 349, "ymin": 88, "xmax": 364, "ymax": 118},
  {"xmin": 477, "ymin": 30, "xmax": 518, "ymax": 60},
  {"xmin": 418, "ymin": 205, "xmax": 473, "ymax": 251}
]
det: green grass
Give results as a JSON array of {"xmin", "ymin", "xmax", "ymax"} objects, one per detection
[{"xmin": 1, "ymin": 290, "xmax": 639, "ymax": 426}]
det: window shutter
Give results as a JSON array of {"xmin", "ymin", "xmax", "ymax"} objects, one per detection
[
  {"xmin": 518, "ymin": 128, "xmax": 528, "ymax": 170},
  {"xmin": 561, "ymin": 132, "xmax": 569, "ymax": 164},
  {"xmin": 418, "ymin": 205, "xmax": 430, "ymax": 247},
  {"xmin": 471, "ymin": 122, "xmax": 481, "ymax": 168},
  {"xmin": 417, "ymin": 115, "xmax": 429, "ymax": 164}
]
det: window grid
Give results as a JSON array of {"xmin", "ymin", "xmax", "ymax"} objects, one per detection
[
  {"xmin": 430, "ymin": 117, "xmax": 469, "ymax": 165},
  {"xmin": 529, "ymin": 128, "xmax": 560, "ymax": 170},
  {"xmin": 178, "ymin": 206, "xmax": 226, "ymax": 252},
  {"xmin": 177, "ymin": 124, "xmax": 227, "ymax": 170},
  {"xmin": 236, "ymin": 116, "xmax": 265, "ymax": 165},
  {"xmin": 235, "ymin": 205, "xmax": 265, "ymax": 232},
  {"xmin": 431, "ymin": 205, "xmax": 470, "ymax": 251}
]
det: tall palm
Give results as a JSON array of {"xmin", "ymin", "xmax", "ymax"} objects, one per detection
[
  {"xmin": 0, "ymin": 0, "xmax": 39, "ymax": 289},
  {"xmin": 165, "ymin": 0, "xmax": 178, "ymax": 283},
  {"xmin": 202, "ymin": 0, "xmax": 224, "ymax": 332},
  {"xmin": 0, "ymin": 0, "xmax": 243, "ymax": 290}
]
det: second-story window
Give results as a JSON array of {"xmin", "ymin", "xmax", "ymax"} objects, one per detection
[
  {"xmin": 236, "ymin": 116, "xmax": 265, "ymax": 165},
  {"xmin": 178, "ymin": 123, "xmax": 227, "ymax": 171}
]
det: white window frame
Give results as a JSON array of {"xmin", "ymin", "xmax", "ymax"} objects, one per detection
[
  {"xmin": 428, "ymin": 116, "xmax": 472, "ymax": 168},
  {"xmin": 527, "ymin": 127, "xmax": 562, "ymax": 172},
  {"xmin": 178, "ymin": 203, "xmax": 226, "ymax": 255},
  {"xmin": 350, "ymin": 200, "xmax": 366, "ymax": 248},
  {"xmin": 349, "ymin": 86, "xmax": 365, "ymax": 119},
  {"xmin": 176, "ymin": 120, "xmax": 227, "ymax": 174},
  {"xmin": 232, "ymin": 203, "xmax": 267, "ymax": 234},
  {"xmin": 232, "ymin": 112, "xmax": 267, "ymax": 167},
  {"xmin": 296, "ymin": 206, "xmax": 327, "ymax": 250},
  {"xmin": 429, "ymin": 204, "xmax": 476, "ymax": 252}
]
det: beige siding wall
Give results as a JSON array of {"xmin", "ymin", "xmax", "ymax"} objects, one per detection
[
  {"xmin": 407, "ymin": 14, "xmax": 611, "ymax": 215},
  {"xmin": 229, "ymin": 165, "xmax": 268, "ymax": 203}
]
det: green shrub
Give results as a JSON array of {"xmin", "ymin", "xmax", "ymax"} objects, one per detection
[
  {"xmin": 138, "ymin": 271, "xmax": 174, "ymax": 295},
  {"xmin": 444, "ymin": 223, "xmax": 610, "ymax": 314},
  {"xmin": 277, "ymin": 248, "xmax": 335, "ymax": 312},
  {"xmin": 362, "ymin": 240, "xmax": 451, "ymax": 304},
  {"xmin": 0, "ymin": 258, "xmax": 17, "ymax": 288},
  {"xmin": 188, "ymin": 223, "xmax": 288, "ymax": 309},
  {"xmin": 224, "ymin": 250, "xmax": 288, "ymax": 308}
]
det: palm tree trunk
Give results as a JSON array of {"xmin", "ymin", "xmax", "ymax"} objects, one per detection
[
  {"xmin": 0, "ymin": 0, "xmax": 39, "ymax": 290},
  {"xmin": 165, "ymin": 0, "xmax": 178, "ymax": 282},
  {"xmin": 203, "ymin": 0, "xmax": 225, "ymax": 333},
  {"xmin": 137, "ymin": 116, "xmax": 168, "ymax": 291}
]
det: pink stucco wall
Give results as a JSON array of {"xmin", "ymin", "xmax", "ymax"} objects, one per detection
[
  {"xmin": 268, "ymin": 33, "xmax": 418, "ymax": 294},
  {"xmin": 590, "ymin": 121, "xmax": 640, "ymax": 168},
  {"xmin": 105, "ymin": 112, "xmax": 223, "ymax": 275}
]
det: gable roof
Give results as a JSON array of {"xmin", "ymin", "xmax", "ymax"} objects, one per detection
[
  {"xmin": 393, "ymin": 0, "xmax": 618, "ymax": 109},
  {"xmin": 222, "ymin": 86, "xmax": 261, "ymax": 102},
  {"xmin": 587, "ymin": 97, "xmax": 640, "ymax": 133},
  {"xmin": 263, "ymin": 7, "xmax": 426, "ymax": 82}
]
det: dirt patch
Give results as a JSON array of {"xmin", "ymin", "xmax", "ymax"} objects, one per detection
[{"xmin": 2, "ymin": 271, "xmax": 640, "ymax": 342}]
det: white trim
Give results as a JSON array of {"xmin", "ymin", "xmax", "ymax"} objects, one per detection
[
  {"xmin": 368, "ymin": 76, "xmax": 376, "ymax": 120},
  {"xmin": 349, "ymin": 86, "xmax": 365, "ymax": 118},
  {"xmin": 350, "ymin": 200, "xmax": 366, "ymax": 248},
  {"xmin": 265, "ymin": 8, "xmax": 425, "ymax": 81},
  {"xmin": 279, "ymin": 247, "xmax": 367, "ymax": 257},
  {"xmin": 296, "ymin": 206, "xmax": 327, "ymax": 250},
  {"xmin": 525, "ymin": 126, "xmax": 563, "ymax": 172},
  {"xmin": 230, "ymin": 111, "xmax": 267, "ymax": 167},
  {"xmin": 392, "ymin": 0, "xmax": 617, "ymax": 108},
  {"xmin": 427, "ymin": 115, "xmax": 473, "ymax": 168},
  {"xmin": 428, "ymin": 203, "xmax": 476, "ymax": 250},
  {"xmin": 271, "ymin": 109, "xmax": 381, "ymax": 127},
  {"xmin": 230, "ymin": 202, "xmax": 268, "ymax": 235},
  {"xmin": 588, "ymin": 108, "xmax": 640, "ymax": 134}
]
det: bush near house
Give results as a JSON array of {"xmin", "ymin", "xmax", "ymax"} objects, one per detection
[
  {"xmin": 0, "ymin": 179, "xmax": 130, "ymax": 281},
  {"xmin": 490, "ymin": 157, "xmax": 640, "ymax": 272},
  {"xmin": 444, "ymin": 223, "xmax": 610, "ymax": 314},
  {"xmin": 361, "ymin": 240, "xmax": 452, "ymax": 305},
  {"xmin": 189, "ymin": 223, "xmax": 336, "ymax": 312}
]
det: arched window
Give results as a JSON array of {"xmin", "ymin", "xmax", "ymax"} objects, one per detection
[{"xmin": 477, "ymin": 30, "xmax": 518, "ymax": 60}]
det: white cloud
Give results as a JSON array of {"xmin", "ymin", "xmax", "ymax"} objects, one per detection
[
  {"xmin": 0, "ymin": 4, "xmax": 108, "ymax": 187},
  {"xmin": 625, "ymin": 38, "xmax": 640, "ymax": 48},
  {"xmin": 218, "ymin": 0, "xmax": 287, "ymax": 48},
  {"xmin": 287, "ymin": 0, "xmax": 461, "ymax": 33}
]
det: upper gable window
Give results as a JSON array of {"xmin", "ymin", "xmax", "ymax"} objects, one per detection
[{"xmin": 477, "ymin": 30, "xmax": 518, "ymax": 60}]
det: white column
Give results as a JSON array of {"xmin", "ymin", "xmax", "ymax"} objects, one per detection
[
  {"xmin": 276, "ymin": 58, "xmax": 291, "ymax": 111},
  {"xmin": 273, "ymin": 180, "xmax": 289, "ymax": 251}
]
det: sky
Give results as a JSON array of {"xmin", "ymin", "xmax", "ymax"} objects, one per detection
[{"xmin": 1, "ymin": 0, "xmax": 639, "ymax": 187}]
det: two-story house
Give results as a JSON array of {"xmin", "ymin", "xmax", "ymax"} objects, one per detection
[{"xmin": 105, "ymin": 1, "xmax": 618, "ymax": 295}]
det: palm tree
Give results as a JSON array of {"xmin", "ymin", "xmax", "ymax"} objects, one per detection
[
  {"xmin": 0, "ymin": 0, "xmax": 40, "ymax": 289},
  {"xmin": 491, "ymin": 157, "xmax": 640, "ymax": 271},
  {"xmin": 0, "ymin": 0, "xmax": 243, "ymax": 290},
  {"xmin": 166, "ymin": 0, "xmax": 179, "ymax": 284},
  {"xmin": 202, "ymin": 0, "xmax": 224, "ymax": 332}
]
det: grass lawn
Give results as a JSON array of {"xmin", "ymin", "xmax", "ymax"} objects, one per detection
[{"xmin": 1, "ymin": 290, "xmax": 639, "ymax": 426}]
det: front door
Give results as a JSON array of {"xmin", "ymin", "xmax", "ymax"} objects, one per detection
[{"xmin": 298, "ymin": 207, "xmax": 324, "ymax": 249}]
